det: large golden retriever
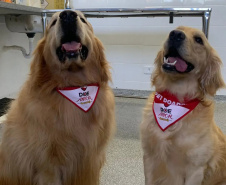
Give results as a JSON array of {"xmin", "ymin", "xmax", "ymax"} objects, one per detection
[
  {"xmin": 0, "ymin": 10, "xmax": 115, "ymax": 185},
  {"xmin": 141, "ymin": 26, "xmax": 226, "ymax": 185}
]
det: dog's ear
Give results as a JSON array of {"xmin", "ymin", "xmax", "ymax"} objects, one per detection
[
  {"xmin": 152, "ymin": 49, "xmax": 164, "ymax": 86},
  {"xmin": 200, "ymin": 48, "xmax": 225, "ymax": 96},
  {"xmin": 30, "ymin": 38, "xmax": 52, "ymax": 90},
  {"xmin": 94, "ymin": 37, "xmax": 111, "ymax": 83},
  {"xmin": 30, "ymin": 38, "xmax": 45, "ymax": 74}
]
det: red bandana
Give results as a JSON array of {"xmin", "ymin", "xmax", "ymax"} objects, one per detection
[
  {"xmin": 57, "ymin": 84, "xmax": 99, "ymax": 112},
  {"xmin": 153, "ymin": 91, "xmax": 200, "ymax": 131}
]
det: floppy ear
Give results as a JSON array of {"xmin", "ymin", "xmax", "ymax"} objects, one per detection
[
  {"xmin": 94, "ymin": 37, "xmax": 111, "ymax": 83},
  {"xmin": 200, "ymin": 48, "xmax": 225, "ymax": 96},
  {"xmin": 152, "ymin": 49, "xmax": 164, "ymax": 86},
  {"xmin": 30, "ymin": 38, "xmax": 53, "ymax": 92},
  {"xmin": 30, "ymin": 38, "xmax": 48, "ymax": 79}
]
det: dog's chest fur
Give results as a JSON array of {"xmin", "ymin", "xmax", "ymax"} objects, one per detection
[
  {"xmin": 0, "ymin": 86, "xmax": 114, "ymax": 184},
  {"xmin": 142, "ymin": 95, "xmax": 215, "ymax": 179}
]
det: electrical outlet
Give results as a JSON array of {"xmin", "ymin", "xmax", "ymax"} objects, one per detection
[{"xmin": 143, "ymin": 66, "xmax": 153, "ymax": 75}]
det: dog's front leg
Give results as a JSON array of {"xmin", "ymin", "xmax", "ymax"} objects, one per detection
[
  {"xmin": 143, "ymin": 154, "xmax": 155, "ymax": 185},
  {"xmin": 143, "ymin": 154, "xmax": 176, "ymax": 185},
  {"xmin": 184, "ymin": 165, "xmax": 205, "ymax": 185}
]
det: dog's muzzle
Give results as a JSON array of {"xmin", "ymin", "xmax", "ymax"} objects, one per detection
[
  {"xmin": 168, "ymin": 30, "xmax": 185, "ymax": 49},
  {"xmin": 56, "ymin": 10, "xmax": 89, "ymax": 63},
  {"xmin": 162, "ymin": 30, "xmax": 194, "ymax": 73}
]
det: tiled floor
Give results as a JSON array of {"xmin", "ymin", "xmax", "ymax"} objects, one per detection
[
  {"xmin": 0, "ymin": 97, "xmax": 226, "ymax": 185},
  {"xmin": 101, "ymin": 97, "xmax": 226, "ymax": 184},
  {"xmin": 100, "ymin": 97, "xmax": 146, "ymax": 185}
]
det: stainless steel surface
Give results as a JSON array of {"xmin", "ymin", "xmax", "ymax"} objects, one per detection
[
  {"xmin": 41, "ymin": 8, "xmax": 212, "ymax": 38},
  {"xmin": 202, "ymin": 11, "xmax": 211, "ymax": 38},
  {"xmin": 0, "ymin": 1, "xmax": 212, "ymax": 37},
  {"xmin": 65, "ymin": 0, "xmax": 70, "ymax": 9},
  {"xmin": 42, "ymin": 8, "xmax": 212, "ymax": 21},
  {"xmin": 41, "ymin": 12, "xmax": 47, "ymax": 33},
  {"xmin": 42, "ymin": 7, "xmax": 211, "ymax": 15}
]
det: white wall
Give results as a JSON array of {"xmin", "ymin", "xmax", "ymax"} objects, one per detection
[
  {"xmin": 0, "ymin": 16, "xmax": 42, "ymax": 99},
  {"xmin": 0, "ymin": 0, "xmax": 226, "ymax": 99},
  {"xmin": 71, "ymin": 0, "xmax": 226, "ymax": 95}
]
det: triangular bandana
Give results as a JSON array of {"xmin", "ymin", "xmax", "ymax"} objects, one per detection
[
  {"xmin": 57, "ymin": 84, "xmax": 99, "ymax": 112},
  {"xmin": 153, "ymin": 91, "xmax": 200, "ymax": 131}
]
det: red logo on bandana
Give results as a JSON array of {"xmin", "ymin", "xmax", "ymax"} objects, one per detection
[{"xmin": 81, "ymin": 87, "xmax": 87, "ymax": 91}]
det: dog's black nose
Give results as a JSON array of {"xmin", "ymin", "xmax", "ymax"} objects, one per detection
[
  {"xmin": 169, "ymin": 30, "xmax": 185, "ymax": 42},
  {"xmin": 60, "ymin": 10, "xmax": 77, "ymax": 22}
]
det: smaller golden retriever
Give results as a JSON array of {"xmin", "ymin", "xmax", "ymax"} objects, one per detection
[
  {"xmin": 0, "ymin": 10, "xmax": 115, "ymax": 185},
  {"xmin": 141, "ymin": 26, "xmax": 226, "ymax": 185}
]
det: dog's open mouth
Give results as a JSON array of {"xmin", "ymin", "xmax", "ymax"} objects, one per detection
[
  {"xmin": 163, "ymin": 48, "xmax": 194, "ymax": 73},
  {"xmin": 56, "ymin": 41, "xmax": 89, "ymax": 63}
]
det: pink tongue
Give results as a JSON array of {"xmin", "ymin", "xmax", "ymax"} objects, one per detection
[
  {"xmin": 168, "ymin": 57, "xmax": 188, "ymax": 72},
  {"xmin": 62, "ymin": 41, "xmax": 81, "ymax": 52}
]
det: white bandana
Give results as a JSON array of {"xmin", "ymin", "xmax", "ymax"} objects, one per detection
[
  {"xmin": 153, "ymin": 91, "xmax": 200, "ymax": 131},
  {"xmin": 57, "ymin": 84, "xmax": 99, "ymax": 112}
]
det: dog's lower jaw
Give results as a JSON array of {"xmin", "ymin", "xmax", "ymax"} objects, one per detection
[{"xmin": 67, "ymin": 63, "xmax": 84, "ymax": 72}]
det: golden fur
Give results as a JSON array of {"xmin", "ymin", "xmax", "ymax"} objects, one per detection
[
  {"xmin": 0, "ymin": 10, "xmax": 115, "ymax": 185},
  {"xmin": 141, "ymin": 26, "xmax": 226, "ymax": 185}
]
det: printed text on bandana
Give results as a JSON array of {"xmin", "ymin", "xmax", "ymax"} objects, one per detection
[
  {"xmin": 57, "ymin": 85, "xmax": 99, "ymax": 112},
  {"xmin": 153, "ymin": 92, "xmax": 200, "ymax": 131}
]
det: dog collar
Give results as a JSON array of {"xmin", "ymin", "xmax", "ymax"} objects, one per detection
[
  {"xmin": 57, "ymin": 84, "xmax": 99, "ymax": 112},
  {"xmin": 153, "ymin": 91, "xmax": 200, "ymax": 131}
]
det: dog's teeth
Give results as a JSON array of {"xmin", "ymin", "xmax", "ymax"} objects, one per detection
[
  {"xmin": 168, "ymin": 60, "xmax": 177, "ymax": 66},
  {"xmin": 164, "ymin": 57, "xmax": 168, "ymax": 64}
]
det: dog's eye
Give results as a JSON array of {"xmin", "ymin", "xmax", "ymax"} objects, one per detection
[
  {"xmin": 194, "ymin": 36, "xmax": 203, "ymax": 45},
  {"xmin": 80, "ymin": 17, "xmax": 87, "ymax": 24},
  {"xmin": 50, "ymin": 19, "xmax": 57, "ymax": 28}
]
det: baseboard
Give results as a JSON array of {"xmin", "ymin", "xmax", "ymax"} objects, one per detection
[
  {"xmin": 113, "ymin": 89, "xmax": 152, "ymax": 99},
  {"xmin": 113, "ymin": 89, "xmax": 226, "ymax": 101}
]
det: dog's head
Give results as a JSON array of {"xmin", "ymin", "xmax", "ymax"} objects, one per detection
[
  {"xmin": 45, "ymin": 10, "xmax": 93, "ymax": 66},
  {"xmin": 152, "ymin": 26, "xmax": 225, "ymax": 98},
  {"xmin": 31, "ymin": 10, "xmax": 110, "ymax": 89}
]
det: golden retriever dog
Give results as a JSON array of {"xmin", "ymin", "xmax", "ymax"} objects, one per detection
[
  {"xmin": 0, "ymin": 10, "xmax": 115, "ymax": 185},
  {"xmin": 141, "ymin": 26, "xmax": 226, "ymax": 185}
]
